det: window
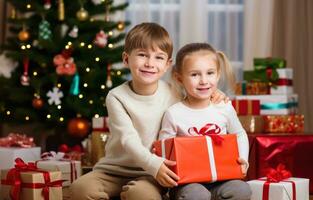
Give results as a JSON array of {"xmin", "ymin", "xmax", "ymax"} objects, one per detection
[{"xmin": 126, "ymin": 0, "xmax": 244, "ymax": 80}]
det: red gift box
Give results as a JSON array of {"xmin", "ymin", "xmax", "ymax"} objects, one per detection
[
  {"xmin": 232, "ymin": 99, "xmax": 260, "ymax": 115},
  {"xmin": 154, "ymin": 135, "xmax": 243, "ymax": 184},
  {"xmin": 247, "ymin": 134, "xmax": 313, "ymax": 194}
]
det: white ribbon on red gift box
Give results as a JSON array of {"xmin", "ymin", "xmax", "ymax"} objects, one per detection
[{"xmin": 161, "ymin": 136, "xmax": 218, "ymax": 183}]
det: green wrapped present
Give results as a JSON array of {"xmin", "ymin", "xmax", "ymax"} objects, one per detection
[
  {"xmin": 243, "ymin": 70, "xmax": 279, "ymax": 83},
  {"xmin": 253, "ymin": 57, "xmax": 286, "ymax": 71}
]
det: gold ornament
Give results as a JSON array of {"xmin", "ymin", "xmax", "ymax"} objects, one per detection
[
  {"xmin": 117, "ymin": 21, "xmax": 125, "ymax": 31},
  {"xmin": 76, "ymin": 8, "xmax": 89, "ymax": 21},
  {"xmin": 58, "ymin": 0, "xmax": 65, "ymax": 21},
  {"xmin": 18, "ymin": 30, "xmax": 30, "ymax": 41}
]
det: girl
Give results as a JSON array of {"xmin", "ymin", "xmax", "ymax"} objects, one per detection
[{"xmin": 159, "ymin": 43, "xmax": 251, "ymax": 200}]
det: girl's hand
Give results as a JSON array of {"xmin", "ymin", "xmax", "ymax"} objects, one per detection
[
  {"xmin": 156, "ymin": 159, "xmax": 179, "ymax": 188},
  {"xmin": 237, "ymin": 158, "xmax": 249, "ymax": 177},
  {"xmin": 211, "ymin": 89, "xmax": 229, "ymax": 104}
]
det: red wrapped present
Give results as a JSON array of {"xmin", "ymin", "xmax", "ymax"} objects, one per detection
[
  {"xmin": 1, "ymin": 158, "xmax": 63, "ymax": 200},
  {"xmin": 247, "ymin": 134, "xmax": 313, "ymax": 194},
  {"xmin": 232, "ymin": 99, "xmax": 260, "ymax": 115},
  {"xmin": 263, "ymin": 115, "xmax": 304, "ymax": 133},
  {"xmin": 154, "ymin": 135, "xmax": 243, "ymax": 184}
]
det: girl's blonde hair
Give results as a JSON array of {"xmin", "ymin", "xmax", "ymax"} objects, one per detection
[{"xmin": 172, "ymin": 43, "xmax": 236, "ymax": 96}]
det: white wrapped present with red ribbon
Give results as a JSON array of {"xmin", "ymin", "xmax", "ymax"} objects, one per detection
[
  {"xmin": 248, "ymin": 164, "xmax": 310, "ymax": 200},
  {"xmin": 35, "ymin": 151, "xmax": 81, "ymax": 187}
]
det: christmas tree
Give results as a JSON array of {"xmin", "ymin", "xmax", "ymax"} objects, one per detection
[{"xmin": 0, "ymin": 0, "xmax": 129, "ymax": 140}]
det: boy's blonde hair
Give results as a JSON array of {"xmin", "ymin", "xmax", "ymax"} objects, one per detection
[
  {"xmin": 124, "ymin": 23, "xmax": 173, "ymax": 58},
  {"xmin": 173, "ymin": 43, "xmax": 236, "ymax": 93}
]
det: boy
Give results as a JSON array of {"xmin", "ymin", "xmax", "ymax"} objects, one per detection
[{"xmin": 70, "ymin": 22, "xmax": 226, "ymax": 200}]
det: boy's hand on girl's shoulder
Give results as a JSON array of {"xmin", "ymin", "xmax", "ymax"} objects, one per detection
[
  {"xmin": 211, "ymin": 89, "xmax": 229, "ymax": 104},
  {"xmin": 237, "ymin": 158, "xmax": 249, "ymax": 177},
  {"xmin": 156, "ymin": 159, "xmax": 179, "ymax": 188}
]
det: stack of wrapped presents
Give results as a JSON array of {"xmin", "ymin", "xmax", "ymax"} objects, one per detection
[
  {"xmin": 233, "ymin": 57, "xmax": 311, "ymax": 199},
  {"xmin": 0, "ymin": 133, "xmax": 82, "ymax": 200},
  {"xmin": 234, "ymin": 57, "xmax": 304, "ymax": 134}
]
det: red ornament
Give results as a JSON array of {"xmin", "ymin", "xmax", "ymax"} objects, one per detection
[
  {"xmin": 32, "ymin": 97, "xmax": 44, "ymax": 109},
  {"xmin": 67, "ymin": 118, "xmax": 90, "ymax": 138}
]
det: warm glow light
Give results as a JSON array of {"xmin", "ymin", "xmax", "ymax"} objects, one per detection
[
  {"xmin": 68, "ymin": 41, "xmax": 72, "ymax": 45},
  {"xmin": 26, "ymin": 44, "xmax": 31, "ymax": 49},
  {"xmin": 33, "ymin": 71, "xmax": 38, "ymax": 76},
  {"xmin": 25, "ymin": 116, "xmax": 30, "ymax": 120},
  {"xmin": 80, "ymin": 42, "xmax": 85, "ymax": 47},
  {"xmin": 117, "ymin": 71, "xmax": 121, "ymax": 75},
  {"xmin": 101, "ymin": 85, "xmax": 105, "ymax": 89},
  {"xmin": 108, "ymin": 44, "xmax": 113, "ymax": 48},
  {"xmin": 21, "ymin": 45, "xmax": 26, "ymax": 50},
  {"xmin": 95, "ymin": 57, "xmax": 100, "ymax": 62},
  {"xmin": 89, "ymin": 100, "xmax": 93, "ymax": 104},
  {"xmin": 79, "ymin": 94, "xmax": 83, "ymax": 99},
  {"xmin": 108, "ymin": 31, "xmax": 113, "ymax": 36},
  {"xmin": 26, "ymin": 4, "xmax": 31, "ymax": 9},
  {"xmin": 94, "ymin": 114, "xmax": 100, "ymax": 118},
  {"xmin": 65, "ymin": 45, "xmax": 70, "ymax": 49},
  {"xmin": 86, "ymin": 67, "xmax": 90, "ymax": 72},
  {"xmin": 57, "ymin": 105, "xmax": 62, "ymax": 109},
  {"xmin": 83, "ymin": 83, "xmax": 88, "ymax": 87},
  {"xmin": 6, "ymin": 111, "xmax": 10, "ymax": 115},
  {"xmin": 47, "ymin": 114, "xmax": 51, "ymax": 119},
  {"xmin": 57, "ymin": 83, "xmax": 62, "ymax": 88},
  {"xmin": 88, "ymin": 44, "xmax": 92, "ymax": 49},
  {"xmin": 59, "ymin": 117, "xmax": 64, "ymax": 122}
]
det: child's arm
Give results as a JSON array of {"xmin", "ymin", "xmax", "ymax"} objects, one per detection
[
  {"xmin": 226, "ymin": 102, "xmax": 249, "ymax": 174},
  {"xmin": 106, "ymin": 93, "xmax": 165, "ymax": 178},
  {"xmin": 158, "ymin": 111, "xmax": 177, "ymax": 140}
]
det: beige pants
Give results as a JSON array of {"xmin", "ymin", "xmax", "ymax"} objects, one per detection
[{"xmin": 69, "ymin": 170, "xmax": 165, "ymax": 200}]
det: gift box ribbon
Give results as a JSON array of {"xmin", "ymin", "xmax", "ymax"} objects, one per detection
[
  {"xmin": 1, "ymin": 158, "xmax": 63, "ymax": 200},
  {"xmin": 36, "ymin": 151, "xmax": 78, "ymax": 183},
  {"xmin": 259, "ymin": 164, "xmax": 295, "ymax": 200},
  {"xmin": 275, "ymin": 78, "xmax": 293, "ymax": 86},
  {"xmin": 261, "ymin": 102, "xmax": 298, "ymax": 110},
  {"xmin": 92, "ymin": 117, "xmax": 109, "ymax": 132}
]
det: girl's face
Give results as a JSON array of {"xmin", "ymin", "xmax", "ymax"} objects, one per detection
[{"xmin": 177, "ymin": 51, "xmax": 220, "ymax": 107}]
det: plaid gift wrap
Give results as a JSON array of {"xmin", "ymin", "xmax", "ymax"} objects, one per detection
[
  {"xmin": 153, "ymin": 135, "xmax": 243, "ymax": 184},
  {"xmin": 1, "ymin": 158, "xmax": 63, "ymax": 200}
]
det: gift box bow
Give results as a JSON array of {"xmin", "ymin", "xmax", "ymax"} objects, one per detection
[
  {"xmin": 1, "ymin": 158, "xmax": 64, "ymax": 200},
  {"xmin": 188, "ymin": 123, "xmax": 224, "ymax": 145},
  {"xmin": 259, "ymin": 164, "xmax": 295, "ymax": 200}
]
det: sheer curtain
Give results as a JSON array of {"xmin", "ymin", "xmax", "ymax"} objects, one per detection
[{"xmin": 124, "ymin": 0, "xmax": 244, "ymax": 82}]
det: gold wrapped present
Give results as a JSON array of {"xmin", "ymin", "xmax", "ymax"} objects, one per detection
[
  {"xmin": 246, "ymin": 81, "xmax": 269, "ymax": 95},
  {"xmin": 239, "ymin": 116, "xmax": 264, "ymax": 133},
  {"xmin": 263, "ymin": 115, "xmax": 304, "ymax": 133}
]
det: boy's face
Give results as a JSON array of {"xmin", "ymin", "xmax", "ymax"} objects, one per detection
[{"xmin": 122, "ymin": 47, "xmax": 172, "ymax": 88}]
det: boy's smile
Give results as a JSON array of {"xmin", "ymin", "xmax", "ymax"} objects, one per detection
[{"xmin": 123, "ymin": 47, "xmax": 172, "ymax": 95}]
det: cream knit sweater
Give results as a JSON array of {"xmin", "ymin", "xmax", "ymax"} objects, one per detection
[{"xmin": 94, "ymin": 80, "xmax": 177, "ymax": 177}]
